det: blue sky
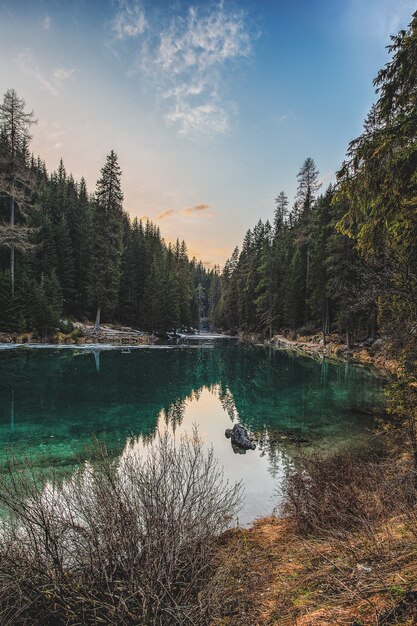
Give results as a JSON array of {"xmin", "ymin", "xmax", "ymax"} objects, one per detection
[{"xmin": 0, "ymin": 0, "xmax": 415, "ymax": 265}]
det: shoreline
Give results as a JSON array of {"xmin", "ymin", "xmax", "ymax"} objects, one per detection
[
  {"xmin": 237, "ymin": 331, "xmax": 400, "ymax": 375},
  {"xmin": 271, "ymin": 334, "xmax": 400, "ymax": 374},
  {"xmin": 0, "ymin": 325, "xmax": 400, "ymax": 375},
  {"xmin": 0, "ymin": 322, "xmax": 157, "ymax": 348}
]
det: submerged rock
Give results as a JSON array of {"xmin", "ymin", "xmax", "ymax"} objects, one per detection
[{"xmin": 225, "ymin": 424, "xmax": 256, "ymax": 451}]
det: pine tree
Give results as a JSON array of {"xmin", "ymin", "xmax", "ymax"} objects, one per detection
[
  {"xmin": 274, "ymin": 191, "xmax": 289, "ymax": 234},
  {"xmin": 292, "ymin": 157, "xmax": 321, "ymax": 326},
  {"xmin": 141, "ymin": 253, "xmax": 165, "ymax": 332},
  {"xmin": 89, "ymin": 150, "xmax": 124, "ymax": 331},
  {"xmin": 308, "ymin": 186, "xmax": 334, "ymax": 341},
  {"xmin": 72, "ymin": 177, "xmax": 93, "ymax": 316},
  {"xmin": 336, "ymin": 11, "xmax": 417, "ymax": 356},
  {"xmin": 0, "ymin": 89, "xmax": 37, "ymax": 294}
]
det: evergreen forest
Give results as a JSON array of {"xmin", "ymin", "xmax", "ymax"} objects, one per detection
[
  {"xmin": 0, "ymin": 102, "xmax": 214, "ymax": 336},
  {"xmin": 1, "ymin": 11, "xmax": 417, "ymax": 371}
]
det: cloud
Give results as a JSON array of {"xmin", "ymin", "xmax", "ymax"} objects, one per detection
[
  {"xmin": 166, "ymin": 101, "xmax": 229, "ymax": 136},
  {"xmin": 319, "ymin": 170, "xmax": 336, "ymax": 187},
  {"xmin": 276, "ymin": 110, "xmax": 296, "ymax": 124},
  {"xmin": 37, "ymin": 121, "xmax": 70, "ymax": 152},
  {"xmin": 112, "ymin": 1, "xmax": 255, "ymax": 136},
  {"xmin": 53, "ymin": 68, "xmax": 76, "ymax": 80},
  {"xmin": 346, "ymin": 0, "xmax": 415, "ymax": 42},
  {"xmin": 43, "ymin": 15, "xmax": 51, "ymax": 30},
  {"xmin": 153, "ymin": 3, "xmax": 252, "ymax": 136},
  {"xmin": 156, "ymin": 209, "xmax": 175, "ymax": 220},
  {"xmin": 182, "ymin": 203, "xmax": 210, "ymax": 214},
  {"xmin": 16, "ymin": 52, "xmax": 78, "ymax": 96},
  {"xmin": 156, "ymin": 4, "xmax": 252, "ymax": 73},
  {"xmin": 155, "ymin": 204, "xmax": 212, "ymax": 220},
  {"xmin": 112, "ymin": 0, "xmax": 146, "ymax": 39},
  {"xmin": 16, "ymin": 51, "xmax": 58, "ymax": 96}
]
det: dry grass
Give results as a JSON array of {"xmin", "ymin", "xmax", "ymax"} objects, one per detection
[
  {"xmin": 214, "ymin": 514, "xmax": 417, "ymax": 625},
  {"xmin": 214, "ymin": 446, "xmax": 417, "ymax": 626}
]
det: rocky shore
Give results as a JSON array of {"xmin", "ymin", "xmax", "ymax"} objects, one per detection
[
  {"xmin": 269, "ymin": 333, "xmax": 400, "ymax": 374},
  {"xmin": 0, "ymin": 322, "xmax": 157, "ymax": 347}
]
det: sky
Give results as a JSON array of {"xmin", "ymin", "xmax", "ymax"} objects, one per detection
[{"xmin": 0, "ymin": 0, "xmax": 415, "ymax": 267}]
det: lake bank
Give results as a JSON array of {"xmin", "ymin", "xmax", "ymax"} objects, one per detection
[
  {"xmin": 270, "ymin": 334, "xmax": 400, "ymax": 374},
  {"xmin": 0, "ymin": 322, "xmax": 157, "ymax": 347},
  {"xmin": 237, "ymin": 330, "xmax": 400, "ymax": 375}
]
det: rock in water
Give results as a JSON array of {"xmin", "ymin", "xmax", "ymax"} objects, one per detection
[{"xmin": 225, "ymin": 424, "xmax": 256, "ymax": 451}]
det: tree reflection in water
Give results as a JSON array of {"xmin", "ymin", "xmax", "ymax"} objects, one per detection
[{"xmin": 0, "ymin": 343, "xmax": 385, "ymax": 520}]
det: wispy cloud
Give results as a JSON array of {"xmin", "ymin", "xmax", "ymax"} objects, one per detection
[
  {"xmin": 154, "ymin": 3, "xmax": 252, "ymax": 136},
  {"xmin": 156, "ymin": 209, "xmax": 175, "ymax": 220},
  {"xmin": 345, "ymin": 0, "xmax": 415, "ymax": 42},
  {"xmin": 112, "ymin": 0, "xmax": 146, "ymax": 39},
  {"xmin": 53, "ymin": 67, "xmax": 76, "ymax": 80},
  {"xmin": 112, "ymin": 1, "xmax": 255, "ymax": 136},
  {"xmin": 275, "ymin": 110, "xmax": 296, "ymax": 125},
  {"xmin": 43, "ymin": 15, "xmax": 51, "ymax": 30},
  {"xmin": 155, "ymin": 4, "xmax": 252, "ymax": 73},
  {"xmin": 182, "ymin": 203, "xmax": 210, "ymax": 214},
  {"xmin": 16, "ymin": 51, "xmax": 58, "ymax": 96},
  {"xmin": 16, "ymin": 51, "xmax": 77, "ymax": 96},
  {"xmin": 156, "ymin": 204, "xmax": 212, "ymax": 220},
  {"xmin": 38, "ymin": 120, "xmax": 70, "ymax": 151},
  {"xmin": 319, "ymin": 170, "xmax": 336, "ymax": 187}
]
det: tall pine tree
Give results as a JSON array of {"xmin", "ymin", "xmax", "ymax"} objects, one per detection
[{"xmin": 90, "ymin": 150, "xmax": 124, "ymax": 331}]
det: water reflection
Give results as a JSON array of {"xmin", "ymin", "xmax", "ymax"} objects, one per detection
[{"xmin": 0, "ymin": 344, "xmax": 385, "ymax": 522}]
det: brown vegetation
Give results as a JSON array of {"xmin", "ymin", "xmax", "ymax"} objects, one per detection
[
  {"xmin": 0, "ymin": 433, "xmax": 242, "ymax": 625},
  {"xmin": 214, "ymin": 445, "xmax": 417, "ymax": 625},
  {"xmin": 0, "ymin": 429, "xmax": 416, "ymax": 625}
]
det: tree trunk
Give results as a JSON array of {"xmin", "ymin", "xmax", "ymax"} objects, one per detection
[
  {"xmin": 408, "ymin": 414, "xmax": 417, "ymax": 490},
  {"xmin": 269, "ymin": 261, "xmax": 273, "ymax": 340},
  {"xmin": 369, "ymin": 300, "xmax": 377, "ymax": 341},
  {"xmin": 322, "ymin": 297, "xmax": 330, "ymax": 345},
  {"xmin": 304, "ymin": 246, "xmax": 310, "ymax": 325},
  {"xmin": 325, "ymin": 298, "xmax": 330, "ymax": 335},
  {"xmin": 346, "ymin": 326, "xmax": 353, "ymax": 350},
  {"xmin": 10, "ymin": 195, "xmax": 15, "ymax": 296},
  {"xmin": 93, "ymin": 305, "xmax": 101, "ymax": 333}
]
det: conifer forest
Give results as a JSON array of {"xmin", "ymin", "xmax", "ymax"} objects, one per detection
[{"xmin": 0, "ymin": 13, "xmax": 416, "ymax": 369}]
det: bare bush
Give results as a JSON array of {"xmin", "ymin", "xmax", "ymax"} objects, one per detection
[
  {"xmin": 0, "ymin": 430, "xmax": 242, "ymax": 625},
  {"xmin": 281, "ymin": 445, "xmax": 415, "ymax": 537}
]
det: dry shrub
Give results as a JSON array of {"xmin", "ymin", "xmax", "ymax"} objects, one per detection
[
  {"xmin": 0, "ymin": 430, "xmax": 242, "ymax": 625},
  {"xmin": 281, "ymin": 445, "xmax": 415, "ymax": 537}
]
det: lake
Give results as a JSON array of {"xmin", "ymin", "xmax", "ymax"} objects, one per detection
[{"xmin": 0, "ymin": 340, "xmax": 385, "ymax": 524}]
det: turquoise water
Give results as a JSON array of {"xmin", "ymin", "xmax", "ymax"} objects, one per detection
[{"xmin": 0, "ymin": 341, "xmax": 385, "ymax": 523}]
